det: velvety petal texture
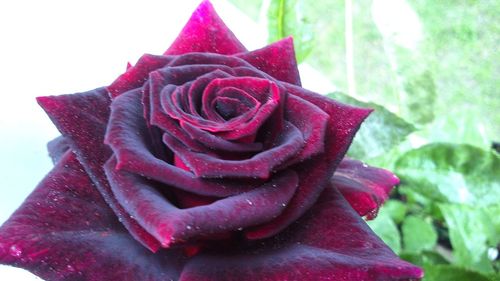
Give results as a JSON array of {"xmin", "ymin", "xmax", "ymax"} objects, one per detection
[
  {"xmin": 164, "ymin": 0, "xmax": 246, "ymax": 55},
  {"xmin": 0, "ymin": 1, "xmax": 423, "ymax": 280},
  {"xmin": 334, "ymin": 158, "xmax": 400, "ymax": 219},
  {"xmin": 37, "ymin": 88, "xmax": 162, "ymax": 252},
  {"xmin": 0, "ymin": 152, "xmax": 184, "ymax": 281},
  {"xmin": 180, "ymin": 185, "xmax": 423, "ymax": 281}
]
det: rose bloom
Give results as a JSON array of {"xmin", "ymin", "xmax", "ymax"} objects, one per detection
[{"xmin": 0, "ymin": 1, "xmax": 423, "ymax": 280}]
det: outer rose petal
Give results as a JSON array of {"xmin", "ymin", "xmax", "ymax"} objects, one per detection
[
  {"xmin": 180, "ymin": 184, "xmax": 423, "ymax": 281},
  {"xmin": 105, "ymin": 157, "xmax": 299, "ymax": 248},
  {"xmin": 108, "ymin": 54, "xmax": 173, "ymax": 99},
  {"xmin": 163, "ymin": 121, "xmax": 304, "ymax": 179},
  {"xmin": 164, "ymin": 0, "xmax": 246, "ymax": 55},
  {"xmin": 47, "ymin": 136, "xmax": 70, "ymax": 164},
  {"xmin": 236, "ymin": 37, "xmax": 301, "ymax": 86},
  {"xmin": 37, "ymin": 88, "xmax": 161, "ymax": 251},
  {"xmin": 334, "ymin": 158, "xmax": 399, "ymax": 219},
  {"xmin": 0, "ymin": 152, "xmax": 184, "ymax": 281}
]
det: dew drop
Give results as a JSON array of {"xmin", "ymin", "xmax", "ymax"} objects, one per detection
[
  {"xmin": 246, "ymin": 199, "xmax": 253, "ymax": 205},
  {"xmin": 362, "ymin": 163, "xmax": 368, "ymax": 168},
  {"xmin": 281, "ymin": 203, "xmax": 286, "ymax": 207},
  {"xmin": 237, "ymin": 227, "xmax": 243, "ymax": 231},
  {"xmin": 9, "ymin": 245, "xmax": 22, "ymax": 257},
  {"xmin": 66, "ymin": 264, "xmax": 75, "ymax": 272},
  {"xmin": 186, "ymin": 225, "xmax": 192, "ymax": 230}
]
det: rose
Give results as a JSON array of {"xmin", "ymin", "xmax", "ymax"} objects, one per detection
[{"xmin": 0, "ymin": 1, "xmax": 423, "ymax": 280}]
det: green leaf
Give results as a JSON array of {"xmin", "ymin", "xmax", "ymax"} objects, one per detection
[
  {"xmin": 366, "ymin": 212, "xmax": 401, "ymax": 254},
  {"xmin": 395, "ymin": 143, "xmax": 500, "ymax": 207},
  {"xmin": 267, "ymin": 0, "xmax": 314, "ymax": 62},
  {"xmin": 439, "ymin": 203, "xmax": 497, "ymax": 273},
  {"xmin": 381, "ymin": 199, "xmax": 407, "ymax": 224},
  {"xmin": 483, "ymin": 205, "xmax": 500, "ymax": 245},
  {"xmin": 400, "ymin": 250, "xmax": 449, "ymax": 267},
  {"xmin": 400, "ymin": 70, "xmax": 437, "ymax": 124},
  {"xmin": 422, "ymin": 264, "xmax": 496, "ymax": 281},
  {"xmin": 328, "ymin": 92, "xmax": 415, "ymax": 160},
  {"xmin": 402, "ymin": 215, "xmax": 438, "ymax": 253}
]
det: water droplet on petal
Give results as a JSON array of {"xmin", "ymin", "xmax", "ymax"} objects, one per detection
[
  {"xmin": 66, "ymin": 264, "xmax": 75, "ymax": 272},
  {"xmin": 186, "ymin": 225, "xmax": 192, "ymax": 230},
  {"xmin": 246, "ymin": 199, "xmax": 253, "ymax": 205}
]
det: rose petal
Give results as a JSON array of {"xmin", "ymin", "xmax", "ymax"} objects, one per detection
[
  {"xmin": 164, "ymin": 121, "xmax": 304, "ymax": 179},
  {"xmin": 106, "ymin": 90, "xmax": 256, "ymax": 196},
  {"xmin": 180, "ymin": 184, "xmax": 423, "ymax": 281},
  {"xmin": 236, "ymin": 36, "xmax": 301, "ymax": 86},
  {"xmin": 164, "ymin": 0, "xmax": 246, "ymax": 55},
  {"xmin": 334, "ymin": 158, "xmax": 399, "ymax": 219},
  {"xmin": 281, "ymin": 94, "xmax": 329, "ymax": 166},
  {"xmin": 37, "ymin": 88, "xmax": 161, "ymax": 251},
  {"xmin": 108, "ymin": 54, "xmax": 173, "ymax": 99},
  {"xmin": 180, "ymin": 121, "xmax": 263, "ymax": 153},
  {"xmin": 0, "ymin": 152, "xmax": 184, "ymax": 281},
  {"xmin": 47, "ymin": 136, "xmax": 70, "ymax": 164},
  {"xmin": 104, "ymin": 156, "xmax": 299, "ymax": 248},
  {"xmin": 246, "ymin": 87, "xmax": 372, "ymax": 239}
]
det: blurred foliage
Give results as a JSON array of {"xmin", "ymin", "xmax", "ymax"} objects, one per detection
[
  {"xmin": 328, "ymin": 92, "xmax": 415, "ymax": 160},
  {"xmin": 229, "ymin": 0, "xmax": 500, "ymax": 280},
  {"xmin": 267, "ymin": 0, "xmax": 314, "ymax": 62}
]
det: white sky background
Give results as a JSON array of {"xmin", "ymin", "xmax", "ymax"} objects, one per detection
[{"xmin": 0, "ymin": 0, "xmax": 416, "ymax": 279}]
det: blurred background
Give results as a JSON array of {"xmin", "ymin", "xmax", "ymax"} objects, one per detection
[{"xmin": 0, "ymin": 0, "xmax": 498, "ymax": 280}]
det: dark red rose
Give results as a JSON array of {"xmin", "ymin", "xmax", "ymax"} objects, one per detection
[{"xmin": 0, "ymin": 1, "xmax": 423, "ymax": 280}]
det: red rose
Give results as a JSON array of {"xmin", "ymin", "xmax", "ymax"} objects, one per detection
[{"xmin": 0, "ymin": 1, "xmax": 423, "ymax": 280}]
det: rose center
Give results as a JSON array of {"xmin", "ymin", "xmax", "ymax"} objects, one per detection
[{"xmin": 210, "ymin": 87, "xmax": 259, "ymax": 120}]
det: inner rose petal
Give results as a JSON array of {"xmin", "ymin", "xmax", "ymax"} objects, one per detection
[
  {"xmin": 180, "ymin": 121, "xmax": 263, "ymax": 153},
  {"xmin": 164, "ymin": 121, "xmax": 304, "ymax": 179},
  {"xmin": 106, "ymin": 90, "xmax": 259, "ymax": 197},
  {"xmin": 213, "ymin": 96, "xmax": 252, "ymax": 120},
  {"xmin": 160, "ymin": 74, "xmax": 282, "ymax": 142}
]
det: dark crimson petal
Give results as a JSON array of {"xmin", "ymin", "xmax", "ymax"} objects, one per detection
[
  {"xmin": 148, "ymin": 72, "xmax": 208, "ymax": 152},
  {"xmin": 106, "ymin": 90, "xmax": 255, "ymax": 196},
  {"xmin": 104, "ymin": 156, "xmax": 299, "ymax": 248},
  {"xmin": 164, "ymin": 121, "xmax": 304, "ymax": 179},
  {"xmin": 37, "ymin": 88, "xmax": 161, "ymax": 252},
  {"xmin": 246, "ymin": 87, "xmax": 372, "ymax": 239},
  {"xmin": 180, "ymin": 185, "xmax": 423, "ymax": 281},
  {"xmin": 0, "ymin": 152, "xmax": 185, "ymax": 281},
  {"xmin": 164, "ymin": 0, "xmax": 246, "ymax": 55},
  {"xmin": 159, "ymin": 70, "xmax": 248, "ymax": 130},
  {"xmin": 168, "ymin": 52, "xmax": 251, "ymax": 68},
  {"xmin": 236, "ymin": 36, "xmax": 301, "ymax": 86},
  {"xmin": 108, "ymin": 54, "xmax": 173, "ymax": 99},
  {"xmin": 281, "ymin": 94, "xmax": 329, "ymax": 166},
  {"xmin": 334, "ymin": 158, "xmax": 399, "ymax": 219},
  {"xmin": 181, "ymin": 121, "xmax": 263, "ymax": 153},
  {"xmin": 47, "ymin": 136, "xmax": 70, "ymax": 164},
  {"xmin": 208, "ymin": 88, "xmax": 259, "ymax": 121}
]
